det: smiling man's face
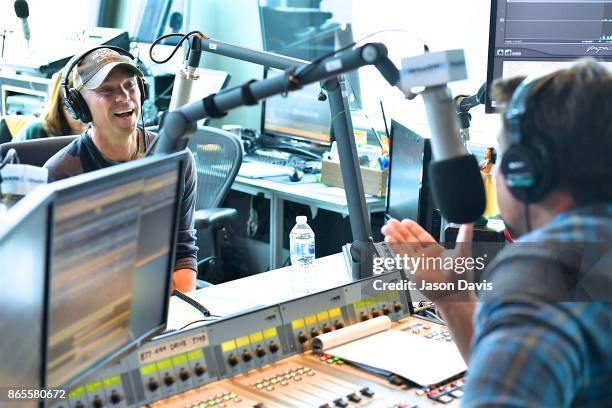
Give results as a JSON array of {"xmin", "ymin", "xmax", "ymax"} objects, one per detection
[{"xmin": 81, "ymin": 67, "xmax": 141, "ymax": 138}]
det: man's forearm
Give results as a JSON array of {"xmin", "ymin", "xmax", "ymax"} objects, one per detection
[
  {"xmin": 173, "ymin": 268, "xmax": 197, "ymax": 292},
  {"xmin": 436, "ymin": 300, "xmax": 476, "ymax": 362}
]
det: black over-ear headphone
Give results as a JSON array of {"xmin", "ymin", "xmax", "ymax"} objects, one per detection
[
  {"xmin": 501, "ymin": 73, "xmax": 557, "ymax": 204},
  {"xmin": 61, "ymin": 46, "xmax": 149, "ymax": 123}
]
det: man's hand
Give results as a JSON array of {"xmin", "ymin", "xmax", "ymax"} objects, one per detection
[
  {"xmin": 381, "ymin": 219, "xmax": 474, "ymax": 300},
  {"xmin": 172, "ymin": 268, "xmax": 196, "ymax": 293},
  {"xmin": 381, "ymin": 218, "xmax": 476, "ymax": 361}
]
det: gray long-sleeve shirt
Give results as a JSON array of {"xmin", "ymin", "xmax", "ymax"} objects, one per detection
[{"xmin": 43, "ymin": 129, "xmax": 198, "ymax": 271}]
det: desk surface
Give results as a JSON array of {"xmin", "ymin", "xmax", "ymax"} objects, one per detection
[{"xmin": 167, "ymin": 253, "xmax": 351, "ymax": 331}]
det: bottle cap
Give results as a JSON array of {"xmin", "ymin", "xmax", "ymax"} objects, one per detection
[{"xmin": 296, "ymin": 216, "xmax": 307, "ymax": 224}]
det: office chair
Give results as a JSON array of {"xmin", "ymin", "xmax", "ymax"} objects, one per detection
[
  {"xmin": 187, "ymin": 126, "xmax": 243, "ymax": 285},
  {"xmin": 0, "ymin": 136, "xmax": 77, "ymax": 167}
]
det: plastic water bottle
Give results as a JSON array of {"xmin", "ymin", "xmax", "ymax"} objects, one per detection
[{"xmin": 290, "ymin": 216, "xmax": 316, "ymax": 293}]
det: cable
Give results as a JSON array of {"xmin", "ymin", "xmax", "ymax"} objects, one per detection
[
  {"xmin": 163, "ymin": 317, "xmax": 220, "ymax": 334},
  {"xmin": 0, "ymin": 148, "xmax": 19, "ymax": 170},
  {"xmin": 524, "ymin": 201, "xmax": 531, "ymax": 233},
  {"xmin": 149, "ymin": 31, "xmax": 208, "ymax": 65},
  {"xmin": 172, "ymin": 290, "xmax": 219, "ymax": 318}
]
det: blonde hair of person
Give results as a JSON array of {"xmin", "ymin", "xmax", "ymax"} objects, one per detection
[{"xmin": 41, "ymin": 70, "xmax": 76, "ymax": 136}]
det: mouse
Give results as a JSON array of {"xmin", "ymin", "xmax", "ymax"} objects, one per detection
[{"xmin": 288, "ymin": 168, "xmax": 304, "ymax": 182}]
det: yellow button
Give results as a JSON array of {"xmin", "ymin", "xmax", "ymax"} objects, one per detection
[
  {"xmin": 221, "ymin": 340, "xmax": 236, "ymax": 352},
  {"xmin": 249, "ymin": 331, "xmax": 264, "ymax": 343}
]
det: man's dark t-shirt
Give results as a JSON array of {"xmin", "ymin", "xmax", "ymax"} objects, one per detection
[{"xmin": 43, "ymin": 129, "xmax": 198, "ymax": 271}]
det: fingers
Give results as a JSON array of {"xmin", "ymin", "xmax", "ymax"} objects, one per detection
[
  {"xmin": 456, "ymin": 223, "xmax": 474, "ymax": 243},
  {"xmin": 381, "ymin": 219, "xmax": 412, "ymax": 243},
  {"xmin": 400, "ymin": 219, "xmax": 437, "ymax": 244},
  {"xmin": 455, "ymin": 223, "xmax": 474, "ymax": 258}
]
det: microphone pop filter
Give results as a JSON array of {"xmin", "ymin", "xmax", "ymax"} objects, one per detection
[
  {"xmin": 14, "ymin": 0, "xmax": 29, "ymax": 18},
  {"xmin": 429, "ymin": 155, "xmax": 486, "ymax": 224}
]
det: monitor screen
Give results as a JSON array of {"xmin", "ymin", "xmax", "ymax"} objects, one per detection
[
  {"xmin": 262, "ymin": 68, "xmax": 332, "ymax": 146},
  {"xmin": 0, "ymin": 193, "xmax": 50, "ymax": 390},
  {"xmin": 44, "ymin": 152, "xmax": 186, "ymax": 388},
  {"xmin": 386, "ymin": 120, "xmax": 439, "ymax": 240},
  {"xmin": 486, "ymin": 0, "xmax": 612, "ymax": 112}
]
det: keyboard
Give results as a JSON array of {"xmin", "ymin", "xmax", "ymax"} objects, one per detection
[
  {"xmin": 244, "ymin": 150, "xmax": 322, "ymax": 174},
  {"xmin": 238, "ymin": 162, "xmax": 294, "ymax": 178}
]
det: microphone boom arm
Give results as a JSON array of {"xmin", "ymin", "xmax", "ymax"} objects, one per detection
[{"xmin": 156, "ymin": 42, "xmax": 398, "ymax": 249}]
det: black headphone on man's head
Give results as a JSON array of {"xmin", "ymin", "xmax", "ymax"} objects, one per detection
[
  {"xmin": 501, "ymin": 72, "xmax": 557, "ymax": 204},
  {"xmin": 61, "ymin": 46, "xmax": 149, "ymax": 124}
]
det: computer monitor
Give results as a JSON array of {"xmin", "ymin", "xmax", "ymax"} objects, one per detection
[
  {"xmin": 44, "ymin": 151, "xmax": 188, "ymax": 388},
  {"xmin": 261, "ymin": 68, "xmax": 332, "ymax": 149},
  {"xmin": 386, "ymin": 120, "xmax": 441, "ymax": 241},
  {"xmin": 131, "ymin": 0, "xmax": 173, "ymax": 43},
  {"xmin": 0, "ymin": 191, "xmax": 51, "ymax": 389},
  {"xmin": 486, "ymin": 0, "xmax": 612, "ymax": 112}
]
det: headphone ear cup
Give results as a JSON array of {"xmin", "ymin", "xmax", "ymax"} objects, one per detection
[
  {"xmin": 501, "ymin": 138, "xmax": 554, "ymax": 203},
  {"xmin": 139, "ymin": 78, "xmax": 149, "ymax": 106},
  {"xmin": 64, "ymin": 88, "xmax": 91, "ymax": 123},
  {"xmin": 72, "ymin": 89, "xmax": 92, "ymax": 124},
  {"xmin": 63, "ymin": 90, "xmax": 80, "ymax": 121}
]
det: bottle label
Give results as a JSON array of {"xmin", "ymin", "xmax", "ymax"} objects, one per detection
[{"xmin": 292, "ymin": 240, "xmax": 315, "ymax": 257}]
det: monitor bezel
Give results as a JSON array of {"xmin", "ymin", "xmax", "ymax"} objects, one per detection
[
  {"xmin": 485, "ymin": 0, "xmax": 501, "ymax": 113},
  {"xmin": 41, "ymin": 151, "xmax": 188, "ymax": 389}
]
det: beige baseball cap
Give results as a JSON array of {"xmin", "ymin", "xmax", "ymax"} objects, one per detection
[{"xmin": 72, "ymin": 48, "xmax": 144, "ymax": 90}]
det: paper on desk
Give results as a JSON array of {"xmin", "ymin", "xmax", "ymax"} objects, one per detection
[{"xmin": 326, "ymin": 329, "xmax": 467, "ymax": 386}]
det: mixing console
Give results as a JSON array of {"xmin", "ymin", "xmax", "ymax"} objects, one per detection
[{"xmin": 48, "ymin": 272, "xmax": 464, "ymax": 407}]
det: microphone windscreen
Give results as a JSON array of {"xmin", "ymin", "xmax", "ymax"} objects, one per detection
[
  {"xmin": 429, "ymin": 155, "xmax": 486, "ymax": 224},
  {"xmin": 14, "ymin": 0, "xmax": 29, "ymax": 18}
]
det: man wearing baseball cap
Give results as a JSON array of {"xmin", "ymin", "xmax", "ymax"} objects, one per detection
[{"xmin": 44, "ymin": 47, "xmax": 198, "ymax": 292}]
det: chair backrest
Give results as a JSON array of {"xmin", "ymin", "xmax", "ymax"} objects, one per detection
[
  {"xmin": 0, "ymin": 136, "xmax": 77, "ymax": 167},
  {"xmin": 187, "ymin": 126, "xmax": 243, "ymax": 209}
]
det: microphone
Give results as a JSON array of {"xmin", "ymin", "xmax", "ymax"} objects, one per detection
[
  {"xmin": 168, "ymin": 35, "xmax": 203, "ymax": 111},
  {"xmin": 13, "ymin": 0, "xmax": 30, "ymax": 47},
  {"xmin": 454, "ymin": 82, "xmax": 486, "ymax": 142},
  {"xmin": 399, "ymin": 50, "xmax": 485, "ymax": 223}
]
